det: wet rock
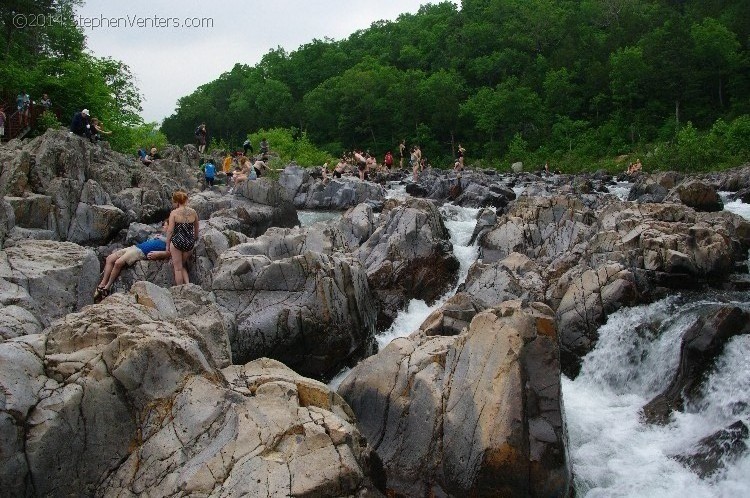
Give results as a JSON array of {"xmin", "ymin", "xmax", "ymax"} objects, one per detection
[
  {"xmin": 673, "ymin": 421, "xmax": 749, "ymax": 478},
  {"xmin": 552, "ymin": 263, "xmax": 639, "ymax": 378},
  {"xmin": 338, "ymin": 301, "xmax": 571, "ymax": 497},
  {"xmin": 356, "ymin": 198, "xmax": 459, "ymax": 329},
  {"xmin": 642, "ymin": 306, "xmax": 750, "ymax": 424}
]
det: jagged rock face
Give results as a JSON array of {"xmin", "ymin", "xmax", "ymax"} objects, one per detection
[
  {"xmin": 551, "ymin": 263, "xmax": 639, "ymax": 378},
  {"xmin": 461, "ymin": 252, "xmax": 547, "ymax": 308},
  {"xmin": 665, "ymin": 180, "xmax": 724, "ymax": 212},
  {"xmin": 0, "ymin": 288, "xmax": 378, "ymax": 497},
  {"xmin": 212, "ymin": 250, "xmax": 377, "ymax": 381},
  {"xmin": 279, "ymin": 165, "xmax": 387, "ymax": 210},
  {"xmin": 628, "ymin": 172, "xmax": 684, "ymax": 203},
  {"xmin": 339, "ymin": 203, "xmax": 376, "ymax": 248},
  {"xmin": 0, "ymin": 199, "xmax": 15, "ymax": 249},
  {"xmin": 454, "ymin": 182, "xmax": 516, "ymax": 209},
  {"xmin": 0, "ymin": 289, "xmax": 229, "ymax": 496},
  {"xmin": 0, "ymin": 130, "xmax": 202, "ymax": 244},
  {"xmin": 356, "ymin": 198, "xmax": 460, "ymax": 329},
  {"xmin": 642, "ymin": 305, "xmax": 750, "ymax": 424},
  {"xmin": 338, "ymin": 301, "xmax": 571, "ymax": 497},
  {"xmin": 100, "ymin": 358, "xmax": 381, "ymax": 497},
  {"xmin": 673, "ymin": 420, "xmax": 749, "ymax": 478},
  {"xmin": 477, "ymin": 196, "xmax": 595, "ymax": 265},
  {"xmin": 0, "ymin": 239, "xmax": 98, "ymax": 327}
]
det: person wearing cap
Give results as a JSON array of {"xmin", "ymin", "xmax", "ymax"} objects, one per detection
[{"xmin": 71, "ymin": 108, "xmax": 91, "ymax": 137}]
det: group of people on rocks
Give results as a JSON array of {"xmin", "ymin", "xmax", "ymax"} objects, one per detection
[
  {"xmin": 0, "ymin": 91, "xmax": 54, "ymax": 140},
  {"xmin": 94, "ymin": 190, "xmax": 199, "ymax": 302},
  {"xmin": 320, "ymin": 141, "xmax": 454, "ymax": 183},
  {"xmin": 626, "ymin": 158, "xmax": 643, "ymax": 176},
  {"xmin": 70, "ymin": 108, "xmax": 111, "ymax": 142}
]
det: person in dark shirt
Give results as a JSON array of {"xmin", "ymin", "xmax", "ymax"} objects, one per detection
[{"xmin": 70, "ymin": 109, "xmax": 90, "ymax": 137}]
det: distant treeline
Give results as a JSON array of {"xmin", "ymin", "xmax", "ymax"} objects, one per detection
[{"xmin": 161, "ymin": 0, "xmax": 750, "ymax": 171}]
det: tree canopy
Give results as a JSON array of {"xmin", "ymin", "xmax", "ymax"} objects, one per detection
[
  {"xmin": 162, "ymin": 0, "xmax": 750, "ymax": 170},
  {"xmin": 0, "ymin": 0, "xmax": 163, "ymax": 153}
]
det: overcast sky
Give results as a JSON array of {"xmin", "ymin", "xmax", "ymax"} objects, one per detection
[{"xmin": 77, "ymin": 0, "xmax": 450, "ymax": 123}]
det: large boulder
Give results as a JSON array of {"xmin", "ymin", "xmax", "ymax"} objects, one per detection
[
  {"xmin": 100, "ymin": 358, "xmax": 383, "ymax": 497},
  {"xmin": 356, "ymin": 198, "xmax": 460, "ymax": 329},
  {"xmin": 212, "ymin": 250, "xmax": 377, "ymax": 381},
  {"xmin": 298, "ymin": 177, "xmax": 387, "ymax": 210},
  {"xmin": 0, "ymin": 289, "xmax": 228, "ymax": 496},
  {"xmin": 665, "ymin": 180, "xmax": 724, "ymax": 212},
  {"xmin": 1, "ymin": 239, "xmax": 98, "ymax": 327},
  {"xmin": 477, "ymin": 196, "xmax": 596, "ymax": 266},
  {"xmin": 0, "ymin": 129, "xmax": 203, "ymax": 244},
  {"xmin": 338, "ymin": 300, "xmax": 572, "ymax": 497},
  {"xmin": 551, "ymin": 263, "xmax": 639, "ymax": 378},
  {"xmin": 461, "ymin": 252, "xmax": 546, "ymax": 307},
  {"xmin": 642, "ymin": 306, "xmax": 750, "ymax": 424},
  {"xmin": 0, "ymin": 288, "xmax": 380, "ymax": 496}
]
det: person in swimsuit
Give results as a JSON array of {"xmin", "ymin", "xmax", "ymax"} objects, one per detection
[
  {"xmin": 457, "ymin": 143, "xmax": 465, "ymax": 168},
  {"xmin": 94, "ymin": 220, "xmax": 171, "ymax": 302},
  {"xmin": 166, "ymin": 191, "xmax": 199, "ymax": 286}
]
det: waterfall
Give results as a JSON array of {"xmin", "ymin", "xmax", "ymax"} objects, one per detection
[{"xmin": 563, "ymin": 296, "xmax": 750, "ymax": 497}]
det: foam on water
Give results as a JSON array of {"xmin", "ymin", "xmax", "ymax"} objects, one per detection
[
  {"xmin": 375, "ymin": 203, "xmax": 481, "ymax": 349},
  {"xmin": 565, "ymin": 296, "xmax": 750, "ymax": 497},
  {"xmin": 608, "ymin": 181, "xmax": 632, "ymax": 201}
]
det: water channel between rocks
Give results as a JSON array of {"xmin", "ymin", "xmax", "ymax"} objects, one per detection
[{"xmin": 316, "ymin": 183, "xmax": 750, "ymax": 497}]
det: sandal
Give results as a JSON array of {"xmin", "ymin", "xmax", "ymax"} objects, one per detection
[{"xmin": 93, "ymin": 287, "xmax": 109, "ymax": 303}]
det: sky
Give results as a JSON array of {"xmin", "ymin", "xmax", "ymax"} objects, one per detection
[{"xmin": 77, "ymin": 0, "xmax": 448, "ymax": 123}]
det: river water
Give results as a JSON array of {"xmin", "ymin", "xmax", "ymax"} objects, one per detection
[{"xmin": 322, "ymin": 183, "xmax": 750, "ymax": 496}]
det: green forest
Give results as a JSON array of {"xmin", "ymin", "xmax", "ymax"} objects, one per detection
[
  {"xmin": 161, "ymin": 0, "xmax": 750, "ymax": 172},
  {"xmin": 0, "ymin": 0, "xmax": 167, "ymax": 152}
]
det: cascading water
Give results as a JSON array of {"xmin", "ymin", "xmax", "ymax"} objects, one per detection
[
  {"xmin": 564, "ymin": 296, "xmax": 750, "ymax": 497},
  {"xmin": 565, "ymin": 197, "xmax": 750, "ymax": 497},
  {"xmin": 374, "ymin": 202, "xmax": 481, "ymax": 349}
]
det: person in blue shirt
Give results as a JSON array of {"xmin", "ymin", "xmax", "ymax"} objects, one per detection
[
  {"xmin": 204, "ymin": 158, "xmax": 216, "ymax": 188},
  {"xmin": 94, "ymin": 221, "xmax": 171, "ymax": 302}
]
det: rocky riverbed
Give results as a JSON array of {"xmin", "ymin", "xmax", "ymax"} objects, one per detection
[{"xmin": 2, "ymin": 130, "xmax": 750, "ymax": 496}]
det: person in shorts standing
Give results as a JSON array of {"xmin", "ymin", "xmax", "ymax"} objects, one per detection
[{"xmin": 195, "ymin": 123, "xmax": 207, "ymax": 153}]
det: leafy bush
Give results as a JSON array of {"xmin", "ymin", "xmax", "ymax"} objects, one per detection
[
  {"xmin": 108, "ymin": 122, "xmax": 168, "ymax": 155},
  {"xmin": 248, "ymin": 127, "xmax": 334, "ymax": 167},
  {"xmin": 34, "ymin": 110, "xmax": 63, "ymax": 134}
]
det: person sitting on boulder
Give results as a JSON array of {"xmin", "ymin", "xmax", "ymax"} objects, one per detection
[
  {"xmin": 94, "ymin": 221, "xmax": 171, "ymax": 302},
  {"xmin": 70, "ymin": 109, "xmax": 91, "ymax": 137},
  {"xmin": 90, "ymin": 118, "xmax": 112, "ymax": 142}
]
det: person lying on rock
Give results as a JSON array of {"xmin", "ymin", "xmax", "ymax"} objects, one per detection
[{"xmin": 94, "ymin": 221, "xmax": 170, "ymax": 302}]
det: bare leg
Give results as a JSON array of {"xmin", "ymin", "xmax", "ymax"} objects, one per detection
[
  {"xmin": 103, "ymin": 257, "xmax": 127, "ymax": 290},
  {"xmin": 98, "ymin": 252, "xmax": 119, "ymax": 288},
  {"xmin": 170, "ymin": 246, "xmax": 186, "ymax": 285}
]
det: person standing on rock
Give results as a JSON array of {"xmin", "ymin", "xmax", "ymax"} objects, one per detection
[
  {"xmin": 0, "ymin": 108, "xmax": 6, "ymax": 141},
  {"xmin": 94, "ymin": 221, "xmax": 171, "ymax": 302},
  {"xmin": 457, "ymin": 143, "xmax": 466, "ymax": 168},
  {"xmin": 243, "ymin": 137, "xmax": 253, "ymax": 156},
  {"xmin": 384, "ymin": 150, "xmax": 394, "ymax": 171},
  {"xmin": 166, "ymin": 191, "xmax": 199, "ymax": 286},
  {"xmin": 204, "ymin": 158, "xmax": 216, "ymax": 188},
  {"xmin": 259, "ymin": 137, "xmax": 269, "ymax": 160},
  {"xmin": 195, "ymin": 123, "xmax": 207, "ymax": 153},
  {"xmin": 411, "ymin": 145, "xmax": 421, "ymax": 182},
  {"xmin": 399, "ymin": 139, "xmax": 406, "ymax": 169}
]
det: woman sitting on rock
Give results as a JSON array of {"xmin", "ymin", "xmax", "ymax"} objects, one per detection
[{"xmin": 166, "ymin": 191, "xmax": 199, "ymax": 286}]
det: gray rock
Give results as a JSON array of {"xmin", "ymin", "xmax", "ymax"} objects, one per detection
[
  {"xmin": 212, "ymin": 250, "xmax": 377, "ymax": 381},
  {"xmin": 356, "ymin": 198, "xmax": 460, "ymax": 329},
  {"xmin": 338, "ymin": 301, "xmax": 571, "ymax": 497},
  {"xmin": 2, "ymin": 240, "xmax": 98, "ymax": 326}
]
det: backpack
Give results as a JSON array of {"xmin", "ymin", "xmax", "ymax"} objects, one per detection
[
  {"xmin": 249, "ymin": 167, "xmax": 257, "ymax": 180},
  {"xmin": 195, "ymin": 126, "xmax": 202, "ymax": 137},
  {"xmin": 204, "ymin": 162, "xmax": 216, "ymax": 177}
]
